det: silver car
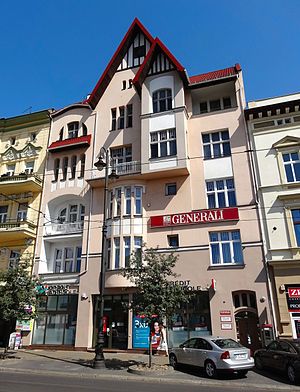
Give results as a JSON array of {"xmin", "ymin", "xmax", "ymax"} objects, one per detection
[{"xmin": 169, "ymin": 336, "xmax": 254, "ymax": 378}]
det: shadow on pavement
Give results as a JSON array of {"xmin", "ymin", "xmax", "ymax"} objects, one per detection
[
  {"xmin": 174, "ymin": 364, "xmax": 251, "ymax": 381},
  {"xmin": 19, "ymin": 351, "xmax": 143, "ymax": 370},
  {"xmin": 253, "ymin": 368, "xmax": 294, "ymax": 386}
]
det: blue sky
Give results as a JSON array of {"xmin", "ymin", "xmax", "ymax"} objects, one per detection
[{"xmin": 0, "ymin": 0, "xmax": 299, "ymax": 118}]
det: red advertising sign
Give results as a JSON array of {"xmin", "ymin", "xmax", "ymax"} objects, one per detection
[
  {"xmin": 220, "ymin": 310, "xmax": 232, "ymax": 316},
  {"xmin": 288, "ymin": 288, "xmax": 300, "ymax": 298},
  {"xmin": 150, "ymin": 207, "xmax": 239, "ymax": 228}
]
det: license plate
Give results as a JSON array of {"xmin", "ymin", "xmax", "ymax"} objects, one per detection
[{"xmin": 235, "ymin": 353, "xmax": 247, "ymax": 360}]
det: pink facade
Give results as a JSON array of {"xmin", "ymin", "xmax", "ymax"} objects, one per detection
[{"xmin": 32, "ymin": 19, "xmax": 271, "ymax": 351}]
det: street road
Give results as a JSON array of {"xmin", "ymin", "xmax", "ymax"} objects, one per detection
[{"xmin": 0, "ymin": 371, "xmax": 295, "ymax": 392}]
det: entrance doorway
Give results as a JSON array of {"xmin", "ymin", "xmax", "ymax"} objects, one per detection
[
  {"xmin": 235, "ymin": 311, "xmax": 261, "ymax": 352},
  {"xmin": 291, "ymin": 315, "xmax": 300, "ymax": 338},
  {"xmin": 93, "ymin": 294, "xmax": 128, "ymax": 350}
]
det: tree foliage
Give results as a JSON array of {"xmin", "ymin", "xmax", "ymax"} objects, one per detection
[
  {"xmin": 121, "ymin": 247, "xmax": 191, "ymax": 323},
  {"xmin": 0, "ymin": 263, "xmax": 39, "ymax": 322}
]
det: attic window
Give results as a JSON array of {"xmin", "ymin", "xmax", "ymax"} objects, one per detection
[{"xmin": 133, "ymin": 45, "xmax": 146, "ymax": 59}]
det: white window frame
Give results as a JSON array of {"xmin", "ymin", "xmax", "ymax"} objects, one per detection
[
  {"xmin": 25, "ymin": 161, "xmax": 34, "ymax": 174},
  {"xmin": 206, "ymin": 178, "xmax": 236, "ymax": 209},
  {"xmin": 150, "ymin": 128, "xmax": 177, "ymax": 159},
  {"xmin": 54, "ymin": 246, "xmax": 82, "ymax": 273},
  {"xmin": 67, "ymin": 122, "xmax": 79, "ymax": 138},
  {"xmin": 124, "ymin": 236, "xmax": 131, "ymax": 267},
  {"xmin": 17, "ymin": 203, "xmax": 28, "ymax": 222},
  {"xmin": 114, "ymin": 237, "xmax": 120, "ymax": 269},
  {"xmin": 202, "ymin": 130, "xmax": 231, "ymax": 159},
  {"xmin": 283, "ymin": 151, "xmax": 300, "ymax": 183},
  {"xmin": 209, "ymin": 231, "xmax": 243, "ymax": 266},
  {"xmin": 58, "ymin": 204, "xmax": 85, "ymax": 224}
]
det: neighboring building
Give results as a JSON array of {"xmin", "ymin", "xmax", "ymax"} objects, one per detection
[
  {"xmin": 246, "ymin": 93, "xmax": 300, "ymax": 339},
  {"xmin": 32, "ymin": 18, "xmax": 271, "ymax": 352},
  {"xmin": 0, "ymin": 110, "xmax": 51, "ymax": 345}
]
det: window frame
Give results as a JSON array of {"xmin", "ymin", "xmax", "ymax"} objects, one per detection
[
  {"xmin": 67, "ymin": 122, "xmax": 79, "ymax": 139},
  {"xmin": 282, "ymin": 151, "xmax": 300, "ymax": 183},
  {"xmin": 152, "ymin": 88, "xmax": 172, "ymax": 113},
  {"xmin": 168, "ymin": 234, "xmax": 179, "ymax": 247},
  {"xmin": 165, "ymin": 183, "xmax": 177, "ymax": 196},
  {"xmin": 209, "ymin": 231, "xmax": 243, "ymax": 266},
  {"xmin": 0, "ymin": 205, "xmax": 8, "ymax": 223},
  {"xmin": 111, "ymin": 108, "xmax": 117, "ymax": 131},
  {"xmin": 206, "ymin": 178, "xmax": 236, "ymax": 209},
  {"xmin": 202, "ymin": 130, "xmax": 231, "ymax": 159},
  {"xmin": 150, "ymin": 128, "xmax": 177, "ymax": 159}
]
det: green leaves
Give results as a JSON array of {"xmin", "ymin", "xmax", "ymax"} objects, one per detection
[{"xmin": 121, "ymin": 247, "xmax": 191, "ymax": 324}]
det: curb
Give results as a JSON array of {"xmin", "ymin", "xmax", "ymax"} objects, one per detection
[
  {"xmin": 127, "ymin": 364, "xmax": 174, "ymax": 376},
  {"xmin": 0, "ymin": 366, "xmax": 297, "ymax": 391}
]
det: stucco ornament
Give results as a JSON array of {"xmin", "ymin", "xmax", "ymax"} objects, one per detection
[
  {"xmin": 20, "ymin": 144, "xmax": 38, "ymax": 158},
  {"xmin": 1, "ymin": 147, "xmax": 19, "ymax": 162}
]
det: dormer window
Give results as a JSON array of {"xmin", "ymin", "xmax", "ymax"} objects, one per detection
[
  {"xmin": 68, "ymin": 122, "xmax": 79, "ymax": 139},
  {"xmin": 153, "ymin": 89, "xmax": 172, "ymax": 113}
]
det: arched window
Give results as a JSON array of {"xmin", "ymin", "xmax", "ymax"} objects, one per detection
[
  {"xmin": 67, "ymin": 122, "xmax": 79, "ymax": 138},
  {"xmin": 70, "ymin": 156, "xmax": 77, "ymax": 179},
  {"xmin": 53, "ymin": 158, "xmax": 60, "ymax": 182},
  {"xmin": 152, "ymin": 89, "xmax": 172, "ymax": 113},
  {"xmin": 82, "ymin": 123, "xmax": 87, "ymax": 136},
  {"xmin": 58, "ymin": 204, "xmax": 85, "ymax": 223},
  {"xmin": 79, "ymin": 154, "xmax": 85, "ymax": 178}
]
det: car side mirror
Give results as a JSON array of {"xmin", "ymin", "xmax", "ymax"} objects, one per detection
[{"xmin": 179, "ymin": 343, "xmax": 185, "ymax": 348}]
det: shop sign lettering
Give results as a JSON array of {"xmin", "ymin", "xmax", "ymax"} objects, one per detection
[
  {"xmin": 170, "ymin": 280, "xmax": 205, "ymax": 292},
  {"xmin": 288, "ymin": 288, "xmax": 300, "ymax": 298},
  {"xmin": 150, "ymin": 207, "xmax": 239, "ymax": 228},
  {"xmin": 44, "ymin": 284, "xmax": 78, "ymax": 295},
  {"xmin": 286, "ymin": 285, "xmax": 300, "ymax": 312}
]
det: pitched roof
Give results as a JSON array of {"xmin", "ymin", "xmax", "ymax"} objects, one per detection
[
  {"xmin": 133, "ymin": 38, "xmax": 188, "ymax": 94},
  {"xmin": 86, "ymin": 18, "xmax": 154, "ymax": 109},
  {"xmin": 189, "ymin": 64, "xmax": 241, "ymax": 86}
]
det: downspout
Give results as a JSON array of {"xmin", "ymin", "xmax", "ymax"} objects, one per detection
[{"xmin": 236, "ymin": 75, "xmax": 278, "ymax": 338}]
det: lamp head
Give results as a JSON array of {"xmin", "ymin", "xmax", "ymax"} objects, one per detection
[
  {"xmin": 94, "ymin": 156, "xmax": 106, "ymax": 171},
  {"xmin": 109, "ymin": 168, "xmax": 119, "ymax": 180}
]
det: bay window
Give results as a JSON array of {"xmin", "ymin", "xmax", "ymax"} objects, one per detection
[
  {"xmin": 150, "ymin": 129, "xmax": 177, "ymax": 158},
  {"xmin": 152, "ymin": 89, "xmax": 172, "ymax": 113},
  {"xmin": 54, "ymin": 246, "xmax": 82, "ymax": 273}
]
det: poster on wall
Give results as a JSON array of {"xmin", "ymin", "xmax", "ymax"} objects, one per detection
[{"xmin": 132, "ymin": 316, "xmax": 150, "ymax": 348}]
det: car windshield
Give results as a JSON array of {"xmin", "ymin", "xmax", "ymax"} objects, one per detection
[{"xmin": 212, "ymin": 339, "xmax": 243, "ymax": 349}]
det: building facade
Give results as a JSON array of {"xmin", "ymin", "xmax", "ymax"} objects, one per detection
[
  {"xmin": 246, "ymin": 93, "xmax": 300, "ymax": 339},
  {"xmin": 32, "ymin": 19, "xmax": 272, "ymax": 351},
  {"xmin": 0, "ymin": 110, "xmax": 51, "ymax": 345}
]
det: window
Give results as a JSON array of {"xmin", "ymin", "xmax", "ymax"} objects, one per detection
[
  {"xmin": 59, "ymin": 128, "xmax": 64, "ymax": 141},
  {"xmin": 70, "ymin": 156, "xmax": 77, "ymax": 179},
  {"xmin": 30, "ymin": 132, "xmax": 37, "ymax": 142},
  {"xmin": 9, "ymin": 250, "xmax": 20, "ymax": 269},
  {"xmin": 134, "ymin": 236, "xmax": 142, "ymax": 260},
  {"xmin": 118, "ymin": 107, "xmax": 125, "ymax": 129},
  {"xmin": 17, "ymin": 203, "xmax": 28, "ymax": 221},
  {"xmin": 166, "ymin": 183, "xmax": 177, "ymax": 196},
  {"xmin": 209, "ymin": 99, "xmax": 221, "ymax": 112},
  {"xmin": 67, "ymin": 122, "xmax": 79, "ymax": 138},
  {"xmin": 223, "ymin": 97, "xmax": 232, "ymax": 109},
  {"xmin": 82, "ymin": 123, "xmax": 87, "ymax": 136},
  {"xmin": 111, "ymin": 108, "xmax": 117, "ymax": 131},
  {"xmin": 54, "ymin": 246, "xmax": 82, "ymax": 273},
  {"xmin": 153, "ymin": 89, "xmax": 172, "ymax": 113},
  {"xmin": 150, "ymin": 129, "xmax": 177, "ymax": 158},
  {"xmin": 199, "ymin": 101, "xmax": 208, "ymax": 114},
  {"xmin": 128, "ymin": 79, "xmax": 133, "ymax": 89},
  {"xmin": 10, "ymin": 137, "xmax": 16, "ymax": 145},
  {"xmin": 116, "ymin": 188, "xmax": 122, "ymax": 216},
  {"xmin": 206, "ymin": 178, "xmax": 236, "ymax": 208},
  {"xmin": 134, "ymin": 186, "xmax": 142, "ymax": 215},
  {"xmin": 62, "ymin": 157, "xmax": 68, "ymax": 181},
  {"xmin": 124, "ymin": 187, "xmax": 131, "ymax": 215},
  {"xmin": 53, "ymin": 158, "xmax": 60, "ymax": 182},
  {"xmin": 69, "ymin": 205, "xmax": 78, "ymax": 223},
  {"xmin": 292, "ymin": 209, "xmax": 300, "ymax": 246},
  {"xmin": 58, "ymin": 204, "xmax": 85, "ymax": 223},
  {"xmin": 202, "ymin": 130, "xmax": 231, "ymax": 159},
  {"xmin": 106, "ymin": 239, "xmax": 111, "ymax": 269},
  {"xmin": 126, "ymin": 104, "xmax": 133, "ymax": 128},
  {"xmin": 209, "ymin": 231, "xmax": 243, "ymax": 265},
  {"xmin": 108, "ymin": 191, "xmax": 113, "ymax": 219},
  {"xmin": 25, "ymin": 161, "xmax": 34, "ymax": 174},
  {"xmin": 114, "ymin": 237, "xmax": 120, "ymax": 269},
  {"xmin": 168, "ymin": 234, "xmax": 179, "ymax": 247},
  {"xmin": 283, "ymin": 152, "xmax": 300, "ymax": 182},
  {"xmin": 0, "ymin": 206, "xmax": 8, "ymax": 223},
  {"xmin": 124, "ymin": 237, "xmax": 131, "ymax": 267},
  {"xmin": 79, "ymin": 154, "xmax": 85, "ymax": 178},
  {"xmin": 111, "ymin": 146, "xmax": 132, "ymax": 165},
  {"xmin": 122, "ymin": 80, "xmax": 126, "ymax": 90},
  {"xmin": 6, "ymin": 164, "xmax": 15, "ymax": 176}
]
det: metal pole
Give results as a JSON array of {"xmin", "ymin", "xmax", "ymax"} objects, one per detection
[{"xmin": 94, "ymin": 149, "xmax": 109, "ymax": 368}]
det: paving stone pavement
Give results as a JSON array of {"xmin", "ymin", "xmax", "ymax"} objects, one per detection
[{"xmin": 0, "ymin": 348, "xmax": 299, "ymax": 390}]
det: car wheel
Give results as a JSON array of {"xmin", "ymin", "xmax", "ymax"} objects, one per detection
[
  {"xmin": 287, "ymin": 364, "xmax": 297, "ymax": 384},
  {"xmin": 254, "ymin": 356, "xmax": 263, "ymax": 370},
  {"xmin": 169, "ymin": 354, "xmax": 178, "ymax": 370},
  {"xmin": 205, "ymin": 360, "xmax": 217, "ymax": 378},
  {"xmin": 237, "ymin": 370, "xmax": 248, "ymax": 377}
]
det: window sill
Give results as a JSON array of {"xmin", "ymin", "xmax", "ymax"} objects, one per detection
[
  {"xmin": 203, "ymin": 155, "xmax": 231, "ymax": 161},
  {"xmin": 149, "ymin": 155, "xmax": 177, "ymax": 161},
  {"xmin": 208, "ymin": 263, "xmax": 244, "ymax": 270}
]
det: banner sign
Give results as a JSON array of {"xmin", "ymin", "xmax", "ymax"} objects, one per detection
[
  {"xmin": 150, "ymin": 207, "xmax": 239, "ymax": 228},
  {"xmin": 132, "ymin": 316, "xmax": 150, "ymax": 349},
  {"xmin": 286, "ymin": 285, "xmax": 300, "ymax": 312}
]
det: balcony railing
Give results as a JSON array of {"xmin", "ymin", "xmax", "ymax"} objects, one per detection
[
  {"xmin": 115, "ymin": 161, "xmax": 141, "ymax": 176},
  {"xmin": 44, "ymin": 221, "xmax": 84, "ymax": 236},
  {"xmin": 0, "ymin": 173, "xmax": 42, "ymax": 184},
  {"xmin": 0, "ymin": 219, "xmax": 36, "ymax": 231}
]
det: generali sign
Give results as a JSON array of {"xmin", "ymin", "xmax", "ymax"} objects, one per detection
[{"xmin": 150, "ymin": 207, "xmax": 239, "ymax": 228}]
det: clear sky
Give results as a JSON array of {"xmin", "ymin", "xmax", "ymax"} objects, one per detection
[{"xmin": 0, "ymin": 0, "xmax": 299, "ymax": 118}]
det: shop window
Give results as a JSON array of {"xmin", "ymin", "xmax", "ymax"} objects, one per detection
[
  {"xmin": 152, "ymin": 89, "xmax": 172, "ymax": 113},
  {"xmin": 292, "ymin": 209, "xmax": 300, "ymax": 246},
  {"xmin": 150, "ymin": 129, "xmax": 177, "ymax": 158},
  {"xmin": 283, "ymin": 152, "xmax": 300, "ymax": 182},
  {"xmin": 202, "ymin": 130, "xmax": 231, "ymax": 159},
  {"xmin": 206, "ymin": 178, "xmax": 236, "ymax": 209},
  {"xmin": 165, "ymin": 183, "xmax": 177, "ymax": 196},
  {"xmin": 209, "ymin": 231, "xmax": 243, "ymax": 265},
  {"xmin": 67, "ymin": 122, "xmax": 79, "ymax": 138},
  {"xmin": 168, "ymin": 234, "xmax": 179, "ymax": 247}
]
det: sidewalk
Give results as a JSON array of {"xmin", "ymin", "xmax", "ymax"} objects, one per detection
[{"xmin": 0, "ymin": 348, "xmax": 299, "ymax": 391}]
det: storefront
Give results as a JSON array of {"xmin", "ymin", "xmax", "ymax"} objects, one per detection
[{"xmin": 286, "ymin": 284, "xmax": 300, "ymax": 338}]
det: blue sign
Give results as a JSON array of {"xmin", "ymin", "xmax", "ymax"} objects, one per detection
[{"xmin": 133, "ymin": 316, "xmax": 150, "ymax": 348}]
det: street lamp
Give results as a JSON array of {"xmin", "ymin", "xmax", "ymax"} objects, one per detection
[{"xmin": 93, "ymin": 147, "xmax": 118, "ymax": 369}]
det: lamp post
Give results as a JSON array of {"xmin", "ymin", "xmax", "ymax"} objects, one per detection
[{"xmin": 93, "ymin": 147, "xmax": 118, "ymax": 369}]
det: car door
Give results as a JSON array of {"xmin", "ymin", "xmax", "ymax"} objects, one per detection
[
  {"xmin": 179, "ymin": 338, "xmax": 198, "ymax": 365},
  {"xmin": 261, "ymin": 341, "xmax": 279, "ymax": 368},
  {"xmin": 194, "ymin": 338, "xmax": 213, "ymax": 368},
  {"xmin": 275, "ymin": 341, "xmax": 297, "ymax": 371}
]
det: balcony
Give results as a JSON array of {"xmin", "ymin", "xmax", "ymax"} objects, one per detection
[
  {"xmin": 0, "ymin": 173, "xmax": 42, "ymax": 193},
  {"xmin": 115, "ymin": 161, "xmax": 141, "ymax": 176},
  {"xmin": 44, "ymin": 221, "xmax": 84, "ymax": 237},
  {"xmin": 0, "ymin": 219, "xmax": 36, "ymax": 241},
  {"xmin": 48, "ymin": 135, "xmax": 91, "ymax": 152}
]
